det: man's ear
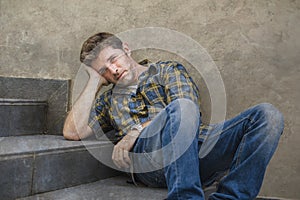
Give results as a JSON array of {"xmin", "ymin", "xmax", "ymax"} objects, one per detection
[{"xmin": 122, "ymin": 43, "xmax": 131, "ymax": 56}]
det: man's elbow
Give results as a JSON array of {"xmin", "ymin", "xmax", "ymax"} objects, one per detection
[
  {"xmin": 63, "ymin": 125, "xmax": 93, "ymax": 141},
  {"xmin": 63, "ymin": 129, "xmax": 81, "ymax": 141}
]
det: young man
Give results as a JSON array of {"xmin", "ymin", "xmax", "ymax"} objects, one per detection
[{"xmin": 63, "ymin": 32, "xmax": 284, "ymax": 200}]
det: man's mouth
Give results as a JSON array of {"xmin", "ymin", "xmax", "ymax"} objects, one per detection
[{"xmin": 117, "ymin": 71, "xmax": 127, "ymax": 80}]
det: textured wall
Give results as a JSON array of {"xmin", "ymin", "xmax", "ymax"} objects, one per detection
[{"xmin": 0, "ymin": 0, "xmax": 299, "ymax": 198}]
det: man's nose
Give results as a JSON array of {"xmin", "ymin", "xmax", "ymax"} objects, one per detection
[{"xmin": 107, "ymin": 63, "xmax": 118, "ymax": 74}]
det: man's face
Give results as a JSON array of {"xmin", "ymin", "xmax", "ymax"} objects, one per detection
[{"xmin": 91, "ymin": 45, "xmax": 137, "ymax": 87}]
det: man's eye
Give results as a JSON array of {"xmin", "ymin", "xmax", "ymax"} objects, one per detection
[
  {"xmin": 99, "ymin": 67, "xmax": 108, "ymax": 74},
  {"xmin": 110, "ymin": 57, "xmax": 117, "ymax": 64}
]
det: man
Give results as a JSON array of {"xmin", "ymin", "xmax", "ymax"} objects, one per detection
[{"xmin": 63, "ymin": 32, "xmax": 284, "ymax": 200}]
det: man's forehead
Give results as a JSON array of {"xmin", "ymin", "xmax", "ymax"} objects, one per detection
[{"xmin": 97, "ymin": 46, "xmax": 123, "ymax": 60}]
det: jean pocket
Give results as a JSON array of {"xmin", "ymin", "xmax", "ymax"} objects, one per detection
[
  {"xmin": 134, "ymin": 150, "xmax": 166, "ymax": 187},
  {"xmin": 137, "ymin": 152, "xmax": 166, "ymax": 187}
]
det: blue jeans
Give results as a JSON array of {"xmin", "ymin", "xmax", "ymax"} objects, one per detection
[{"xmin": 132, "ymin": 99, "xmax": 284, "ymax": 200}]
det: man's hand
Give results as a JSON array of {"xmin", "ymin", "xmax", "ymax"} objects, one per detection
[
  {"xmin": 84, "ymin": 65, "xmax": 109, "ymax": 86},
  {"xmin": 112, "ymin": 130, "xmax": 140, "ymax": 169}
]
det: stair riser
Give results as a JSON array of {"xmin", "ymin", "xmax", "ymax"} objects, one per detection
[
  {"xmin": 0, "ymin": 145, "xmax": 120, "ymax": 200},
  {"xmin": 0, "ymin": 155, "xmax": 33, "ymax": 199},
  {"xmin": 0, "ymin": 77, "xmax": 70, "ymax": 135},
  {"xmin": 0, "ymin": 103, "xmax": 47, "ymax": 136}
]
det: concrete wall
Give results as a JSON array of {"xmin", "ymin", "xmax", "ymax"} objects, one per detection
[{"xmin": 0, "ymin": 0, "xmax": 299, "ymax": 198}]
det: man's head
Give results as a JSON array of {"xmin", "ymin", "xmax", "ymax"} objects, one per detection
[
  {"xmin": 80, "ymin": 32, "xmax": 139, "ymax": 86},
  {"xmin": 80, "ymin": 32, "xmax": 123, "ymax": 67}
]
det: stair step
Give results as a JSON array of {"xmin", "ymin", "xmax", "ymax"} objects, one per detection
[
  {"xmin": 0, "ymin": 98, "xmax": 47, "ymax": 136},
  {"xmin": 0, "ymin": 135, "xmax": 120, "ymax": 200},
  {"xmin": 18, "ymin": 175, "xmax": 167, "ymax": 200},
  {"xmin": 17, "ymin": 175, "xmax": 292, "ymax": 200},
  {"xmin": 0, "ymin": 77, "xmax": 70, "ymax": 135}
]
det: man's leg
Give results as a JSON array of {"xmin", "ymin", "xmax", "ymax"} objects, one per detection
[
  {"xmin": 132, "ymin": 99, "xmax": 204, "ymax": 200},
  {"xmin": 199, "ymin": 103, "xmax": 284, "ymax": 200}
]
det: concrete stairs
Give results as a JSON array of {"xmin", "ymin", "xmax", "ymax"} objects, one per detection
[
  {"xmin": 0, "ymin": 99, "xmax": 47, "ymax": 136},
  {"xmin": 17, "ymin": 175, "xmax": 292, "ymax": 200},
  {"xmin": 17, "ymin": 175, "xmax": 168, "ymax": 200},
  {"xmin": 0, "ymin": 135, "xmax": 120, "ymax": 199},
  {"xmin": 0, "ymin": 77, "xmax": 119, "ymax": 199}
]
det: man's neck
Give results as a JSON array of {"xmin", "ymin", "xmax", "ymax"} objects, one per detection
[{"xmin": 135, "ymin": 63, "xmax": 148, "ymax": 78}]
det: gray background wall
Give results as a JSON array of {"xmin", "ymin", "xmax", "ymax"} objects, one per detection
[{"xmin": 0, "ymin": 0, "xmax": 299, "ymax": 199}]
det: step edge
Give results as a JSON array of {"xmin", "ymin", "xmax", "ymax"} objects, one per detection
[
  {"xmin": 0, "ymin": 136, "xmax": 113, "ymax": 159},
  {"xmin": 0, "ymin": 98, "xmax": 48, "ymax": 105}
]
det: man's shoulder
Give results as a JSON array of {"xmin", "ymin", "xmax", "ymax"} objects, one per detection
[
  {"xmin": 95, "ymin": 87, "xmax": 113, "ymax": 102},
  {"xmin": 148, "ymin": 60, "xmax": 185, "ymax": 73},
  {"xmin": 154, "ymin": 60, "xmax": 181, "ymax": 67},
  {"xmin": 138, "ymin": 60, "xmax": 189, "ymax": 84}
]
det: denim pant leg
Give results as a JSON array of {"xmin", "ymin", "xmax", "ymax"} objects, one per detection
[
  {"xmin": 132, "ymin": 99, "xmax": 205, "ymax": 200},
  {"xmin": 199, "ymin": 103, "xmax": 284, "ymax": 200}
]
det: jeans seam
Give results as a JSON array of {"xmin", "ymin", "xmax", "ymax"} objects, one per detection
[
  {"xmin": 221, "ymin": 117, "xmax": 249, "ymax": 134},
  {"xmin": 234, "ymin": 135, "xmax": 246, "ymax": 168},
  {"xmin": 205, "ymin": 117, "xmax": 249, "ymax": 143},
  {"xmin": 168, "ymin": 103, "xmax": 182, "ymax": 200},
  {"xmin": 142, "ymin": 151, "xmax": 162, "ymax": 168},
  {"xmin": 172, "ymin": 112, "xmax": 181, "ymax": 199},
  {"xmin": 244, "ymin": 115, "xmax": 256, "ymax": 133},
  {"xmin": 211, "ymin": 116, "xmax": 250, "ymax": 171}
]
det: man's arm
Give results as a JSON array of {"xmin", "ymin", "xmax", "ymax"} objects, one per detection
[
  {"xmin": 163, "ymin": 62, "xmax": 200, "ymax": 105},
  {"xmin": 63, "ymin": 66, "xmax": 107, "ymax": 140}
]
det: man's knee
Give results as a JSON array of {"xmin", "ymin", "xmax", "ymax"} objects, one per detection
[
  {"xmin": 170, "ymin": 98, "xmax": 200, "ymax": 115},
  {"xmin": 254, "ymin": 103, "xmax": 284, "ymax": 136},
  {"xmin": 170, "ymin": 98, "xmax": 200, "ymax": 124}
]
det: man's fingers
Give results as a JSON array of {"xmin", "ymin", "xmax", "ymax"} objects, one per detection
[
  {"xmin": 117, "ymin": 147, "xmax": 123, "ymax": 166},
  {"xmin": 123, "ymin": 150, "xmax": 131, "ymax": 166},
  {"xmin": 112, "ymin": 145, "xmax": 130, "ymax": 169},
  {"xmin": 112, "ymin": 135, "xmax": 138, "ymax": 169},
  {"xmin": 112, "ymin": 146, "xmax": 121, "ymax": 168},
  {"xmin": 117, "ymin": 148, "xmax": 129, "ymax": 168}
]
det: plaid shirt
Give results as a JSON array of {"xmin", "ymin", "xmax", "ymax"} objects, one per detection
[{"xmin": 88, "ymin": 61, "xmax": 201, "ymax": 140}]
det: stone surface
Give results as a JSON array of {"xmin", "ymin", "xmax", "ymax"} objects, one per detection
[
  {"xmin": 0, "ymin": 156, "xmax": 34, "ymax": 200},
  {"xmin": 0, "ymin": 135, "xmax": 120, "ymax": 199},
  {"xmin": 32, "ymin": 147, "xmax": 116, "ymax": 194},
  {"xmin": 0, "ymin": 135, "xmax": 104, "ymax": 156},
  {"xmin": 17, "ymin": 175, "xmax": 294, "ymax": 200},
  {"xmin": 0, "ymin": 99, "xmax": 47, "ymax": 136},
  {"xmin": 0, "ymin": 77, "xmax": 70, "ymax": 135},
  {"xmin": 18, "ymin": 175, "xmax": 167, "ymax": 200},
  {"xmin": 0, "ymin": 1, "xmax": 299, "ymax": 199}
]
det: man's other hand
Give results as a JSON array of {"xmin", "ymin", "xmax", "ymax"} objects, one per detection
[{"xmin": 112, "ymin": 130, "xmax": 140, "ymax": 169}]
